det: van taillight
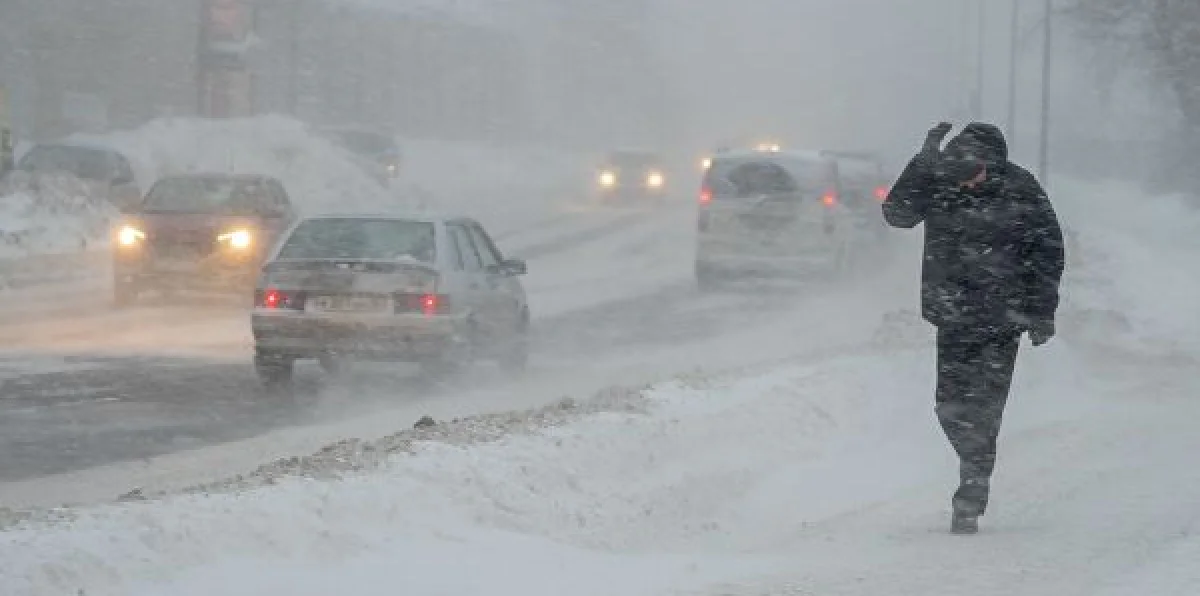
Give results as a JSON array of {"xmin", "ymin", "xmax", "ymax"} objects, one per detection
[
  {"xmin": 699, "ymin": 185, "xmax": 713, "ymax": 205},
  {"xmin": 822, "ymin": 192, "xmax": 838, "ymax": 207},
  {"xmin": 874, "ymin": 186, "xmax": 888, "ymax": 201}
]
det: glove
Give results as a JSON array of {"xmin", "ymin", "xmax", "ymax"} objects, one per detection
[
  {"xmin": 1027, "ymin": 319, "xmax": 1056, "ymax": 347},
  {"xmin": 924, "ymin": 122, "xmax": 954, "ymax": 153}
]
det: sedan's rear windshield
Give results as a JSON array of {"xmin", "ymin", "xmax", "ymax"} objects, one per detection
[
  {"xmin": 277, "ymin": 218, "xmax": 436, "ymax": 263},
  {"xmin": 142, "ymin": 177, "xmax": 271, "ymax": 214}
]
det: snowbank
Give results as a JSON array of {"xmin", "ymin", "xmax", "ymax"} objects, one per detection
[
  {"xmin": 1053, "ymin": 178, "xmax": 1200, "ymax": 356},
  {"xmin": 0, "ymin": 353, "xmax": 919, "ymax": 596},
  {"xmin": 0, "ymin": 174, "xmax": 115, "ymax": 259},
  {"xmin": 78, "ymin": 116, "xmax": 396, "ymax": 215}
]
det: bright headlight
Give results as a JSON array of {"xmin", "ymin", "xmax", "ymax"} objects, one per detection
[
  {"xmin": 218, "ymin": 229, "xmax": 252, "ymax": 249},
  {"xmin": 599, "ymin": 171, "xmax": 616, "ymax": 187},
  {"xmin": 117, "ymin": 225, "xmax": 145, "ymax": 246},
  {"xmin": 700, "ymin": 157, "xmax": 712, "ymax": 170},
  {"xmin": 646, "ymin": 171, "xmax": 665, "ymax": 188}
]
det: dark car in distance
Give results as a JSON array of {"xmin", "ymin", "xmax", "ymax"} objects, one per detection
[
  {"xmin": 112, "ymin": 173, "xmax": 297, "ymax": 306},
  {"xmin": 595, "ymin": 149, "xmax": 668, "ymax": 201}
]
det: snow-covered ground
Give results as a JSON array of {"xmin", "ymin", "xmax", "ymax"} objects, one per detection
[{"xmin": 2, "ymin": 177, "xmax": 1199, "ymax": 595}]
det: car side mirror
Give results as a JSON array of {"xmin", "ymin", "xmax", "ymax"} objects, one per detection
[{"xmin": 501, "ymin": 258, "xmax": 527, "ymax": 276}]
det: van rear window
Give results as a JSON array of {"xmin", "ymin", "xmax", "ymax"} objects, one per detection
[{"xmin": 704, "ymin": 157, "xmax": 825, "ymax": 199}]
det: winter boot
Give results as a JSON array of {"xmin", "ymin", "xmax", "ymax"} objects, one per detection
[
  {"xmin": 949, "ymin": 478, "xmax": 989, "ymax": 535},
  {"xmin": 951, "ymin": 507, "xmax": 979, "ymax": 535}
]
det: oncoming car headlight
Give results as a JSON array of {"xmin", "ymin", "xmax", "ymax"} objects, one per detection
[
  {"xmin": 117, "ymin": 225, "xmax": 145, "ymax": 246},
  {"xmin": 218, "ymin": 229, "xmax": 253, "ymax": 249},
  {"xmin": 598, "ymin": 170, "xmax": 617, "ymax": 187},
  {"xmin": 646, "ymin": 171, "xmax": 665, "ymax": 188}
]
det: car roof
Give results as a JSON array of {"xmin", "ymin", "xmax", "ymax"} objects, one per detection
[
  {"xmin": 156, "ymin": 172, "xmax": 278, "ymax": 182},
  {"xmin": 299, "ymin": 212, "xmax": 464, "ymax": 225},
  {"xmin": 27, "ymin": 142, "xmax": 121, "ymax": 155},
  {"xmin": 319, "ymin": 126, "xmax": 396, "ymax": 140},
  {"xmin": 712, "ymin": 148, "xmax": 828, "ymax": 163}
]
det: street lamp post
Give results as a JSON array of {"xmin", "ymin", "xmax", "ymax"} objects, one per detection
[
  {"xmin": 1007, "ymin": 0, "xmax": 1020, "ymax": 139},
  {"xmin": 974, "ymin": 0, "xmax": 986, "ymax": 119},
  {"xmin": 1038, "ymin": 0, "xmax": 1052, "ymax": 182}
]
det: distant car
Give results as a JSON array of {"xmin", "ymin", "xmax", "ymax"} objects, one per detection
[
  {"xmin": 694, "ymin": 149, "xmax": 860, "ymax": 289},
  {"xmin": 320, "ymin": 127, "xmax": 402, "ymax": 185},
  {"xmin": 13, "ymin": 142, "xmax": 140, "ymax": 210},
  {"xmin": 595, "ymin": 149, "xmax": 668, "ymax": 200},
  {"xmin": 112, "ymin": 173, "xmax": 297, "ymax": 306},
  {"xmin": 250, "ymin": 214, "xmax": 530, "ymax": 385}
]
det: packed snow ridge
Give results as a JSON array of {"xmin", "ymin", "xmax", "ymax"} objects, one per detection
[{"xmin": 130, "ymin": 385, "xmax": 655, "ymax": 502}]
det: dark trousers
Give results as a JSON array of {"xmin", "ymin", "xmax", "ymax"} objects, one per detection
[{"xmin": 935, "ymin": 326, "xmax": 1020, "ymax": 516}]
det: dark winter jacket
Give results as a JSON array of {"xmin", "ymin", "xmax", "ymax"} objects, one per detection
[{"xmin": 883, "ymin": 123, "xmax": 1065, "ymax": 331}]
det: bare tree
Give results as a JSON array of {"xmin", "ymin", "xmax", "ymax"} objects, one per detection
[
  {"xmin": 1073, "ymin": 2, "xmax": 1200, "ymax": 130},
  {"xmin": 1072, "ymin": 0, "xmax": 1200, "ymax": 188}
]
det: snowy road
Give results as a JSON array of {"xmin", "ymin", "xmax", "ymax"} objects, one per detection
[{"xmin": 0, "ymin": 196, "xmax": 900, "ymax": 496}]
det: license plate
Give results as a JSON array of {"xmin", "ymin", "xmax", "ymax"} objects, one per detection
[
  {"xmin": 154, "ymin": 259, "xmax": 198, "ymax": 272},
  {"xmin": 307, "ymin": 294, "xmax": 392, "ymax": 313}
]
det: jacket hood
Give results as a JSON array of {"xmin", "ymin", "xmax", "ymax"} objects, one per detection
[{"xmin": 943, "ymin": 122, "xmax": 1008, "ymax": 166}]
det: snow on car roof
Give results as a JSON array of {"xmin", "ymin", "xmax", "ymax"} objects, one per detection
[
  {"xmin": 712, "ymin": 148, "xmax": 828, "ymax": 162},
  {"xmin": 28, "ymin": 141, "xmax": 121, "ymax": 155},
  {"xmin": 302, "ymin": 212, "xmax": 459, "ymax": 225},
  {"xmin": 157, "ymin": 172, "xmax": 278, "ymax": 182}
]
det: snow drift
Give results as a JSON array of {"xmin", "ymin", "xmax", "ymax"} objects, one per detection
[{"xmin": 0, "ymin": 173, "xmax": 115, "ymax": 259}]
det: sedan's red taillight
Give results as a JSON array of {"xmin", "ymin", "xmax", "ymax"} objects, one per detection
[
  {"xmin": 396, "ymin": 293, "xmax": 451, "ymax": 316},
  {"xmin": 699, "ymin": 185, "xmax": 713, "ymax": 205},
  {"xmin": 256, "ymin": 287, "xmax": 303, "ymax": 310},
  {"xmin": 822, "ymin": 192, "xmax": 838, "ymax": 207},
  {"xmin": 259, "ymin": 287, "xmax": 284, "ymax": 309},
  {"xmin": 874, "ymin": 186, "xmax": 888, "ymax": 201}
]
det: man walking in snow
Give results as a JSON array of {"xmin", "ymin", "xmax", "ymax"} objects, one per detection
[{"xmin": 883, "ymin": 122, "xmax": 1065, "ymax": 534}]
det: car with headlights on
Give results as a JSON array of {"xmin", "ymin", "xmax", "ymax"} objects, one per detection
[
  {"xmin": 320, "ymin": 126, "xmax": 402, "ymax": 185},
  {"xmin": 595, "ymin": 149, "xmax": 668, "ymax": 201},
  {"xmin": 250, "ymin": 214, "xmax": 529, "ymax": 386},
  {"xmin": 112, "ymin": 173, "xmax": 297, "ymax": 306}
]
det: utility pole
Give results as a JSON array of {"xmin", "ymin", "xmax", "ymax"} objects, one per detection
[
  {"xmin": 287, "ymin": 0, "xmax": 300, "ymax": 115},
  {"xmin": 974, "ymin": 0, "xmax": 986, "ymax": 120},
  {"xmin": 1007, "ymin": 0, "xmax": 1020, "ymax": 140},
  {"xmin": 1038, "ymin": 0, "xmax": 1052, "ymax": 182}
]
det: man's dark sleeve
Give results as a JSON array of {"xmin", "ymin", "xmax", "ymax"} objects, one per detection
[
  {"xmin": 1018, "ymin": 173, "xmax": 1065, "ymax": 323},
  {"xmin": 882, "ymin": 153, "xmax": 936, "ymax": 228}
]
